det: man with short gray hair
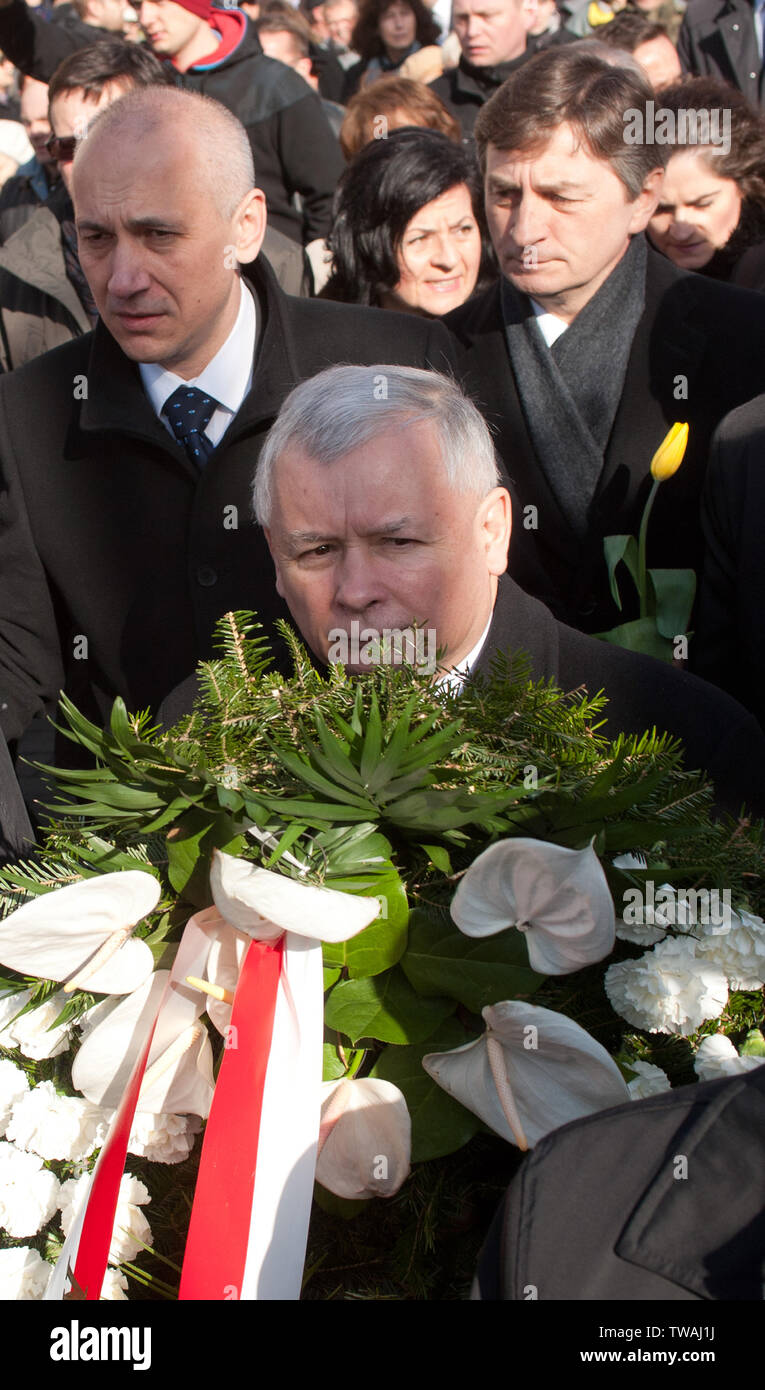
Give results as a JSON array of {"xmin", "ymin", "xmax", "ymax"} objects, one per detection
[
  {"xmin": 448, "ymin": 43, "xmax": 765, "ymax": 636},
  {"xmin": 244, "ymin": 362, "xmax": 765, "ymax": 818}
]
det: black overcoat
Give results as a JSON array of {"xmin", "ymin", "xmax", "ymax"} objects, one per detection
[{"xmin": 446, "ymin": 247, "xmax": 765, "ymax": 633}]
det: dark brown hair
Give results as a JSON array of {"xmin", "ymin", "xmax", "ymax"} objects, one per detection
[
  {"xmin": 474, "ymin": 45, "xmax": 665, "ymax": 197},
  {"xmin": 48, "ymin": 39, "xmax": 168, "ymax": 104},
  {"xmin": 340, "ymin": 75, "xmax": 460, "ymax": 158},
  {"xmin": 351, "ymin": 0, "xmax": 440, "ymax": 65},
  {"xmin": 598, "ymin": 12, "xmax": 670, "ymax": 52}
]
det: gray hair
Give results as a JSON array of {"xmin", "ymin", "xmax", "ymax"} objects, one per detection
[
  {"xmin": 252, "ymin": 365, "xmax": 502, "ymax": 527},
  {"xmin": 73, "ymin": 86, "xmax": 255, "ymax": 219}
]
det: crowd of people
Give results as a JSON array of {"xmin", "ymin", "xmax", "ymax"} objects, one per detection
[
  {"xmin": 0, "ymin": 0, "xmax": 763, "ymax": 827},
  {"xmin": 0, "ymin": 0, "xmax": 764, "ymax": 1298}
]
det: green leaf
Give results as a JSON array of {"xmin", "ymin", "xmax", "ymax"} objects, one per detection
[
  {"xmin": 648, "ymin": 568, "xmax": 696, "ymax": 640},
  {"xmin": 740, "ymin": 1028, "xmax": 765, "ymax": 1057},
  {"xmin": 595, "ymin": 616, "xmax": 676, "ymax": 663},
  {"xmin": 324, "ymin": 967, "xmax": 455, "ymax": 1044},
  {"xmin": 322, "ymin": 1039, "xmax": 346, "ymax": 1078},
  {"xmin": 372, "ymin": 1019, "xmax": 480, "ymax": 1161},
  {"xmin": 422, "ymin": 843, "xmax": 453, "ymax": 875},
  {"xmin": 359, "ymin": 693, "xmax": 383, "ymax": 786},
  {"xmin": 401, "ymin": 907, "xmax": 544, "ymax": 1014},
  {"xmin": 322, "ymin": 868, "xmax": 409, "ymax": 978},
  {"xmin": 603, "ymin": 534, "xmax": 640, "ymax": 612},
  {"xmin": 166, "ymin": 812, "xmax": 246, "ymax": 905}
]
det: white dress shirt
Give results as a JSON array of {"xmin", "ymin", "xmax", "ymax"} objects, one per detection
[
  {"xmin": 530, "ymin": 297, "xmax": 568, "ymax": 348},
  {"xmin": 139, "ymin": 277, "xmax": 257, "ymax": 448},
  {"xmin": 438, "ymin": 610, "xmax": 494, "ymax": 694}
]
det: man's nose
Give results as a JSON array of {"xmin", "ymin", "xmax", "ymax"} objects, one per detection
[
  {"xmin": 333, "ymin": 549, "xmax": 385, "ymax": 615},
  {"xmin": 106, "ymin": 241, "xmax": 153, "ymax": 299},
  {"xmin": 509, "ymin": 193, "xmax": 546, "ymax": 249}
]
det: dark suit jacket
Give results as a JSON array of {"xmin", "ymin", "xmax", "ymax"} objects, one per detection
[
  {"xmin": 678, "ymin": 0, "xmax": 765, "ymax": 108},
  {"xmin": 476, "ymin": 1067, "xmax": 765, "ymax": 1300},
  {"xmin": 693, "ymin": 393, "xmax": 765, "ymax": 729},
  {"xmin": 0, "ymin": 723, "xmax": 33, "ymax": 863},
  {"xmin": 0, "ymin": 256, "xmax": 457, "ymax": 750},
  {"xmin": 473, "ymin": 575, "xmax": 765, "ymax": 818},
  {"xmin": 446, "ymin": 247, "xmax": 765, "ymax": 633}
]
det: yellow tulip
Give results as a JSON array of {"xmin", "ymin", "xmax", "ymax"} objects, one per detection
[{"xmin": 650, "ymin": 422, "xmax": 689, "ymax": 482}]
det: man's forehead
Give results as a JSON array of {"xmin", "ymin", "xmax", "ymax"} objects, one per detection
[
  {"xmin": 271, "ymin": 423, "xmax": 450, "ymax": 510},
  {"xmin": 486, "ymin": 126, "xmax": 613, "ymax": 181}
]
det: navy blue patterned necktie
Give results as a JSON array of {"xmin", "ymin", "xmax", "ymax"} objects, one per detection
[{"xmin": 163, "ymin": 385, "xmax": 218, "ymax": 467}]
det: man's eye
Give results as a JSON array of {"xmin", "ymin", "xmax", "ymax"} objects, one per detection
[
  {"xmin": 384, "ymin": 537, "xmax": 414, "ymax": 546},
  {"xmin": 300, "ymin": 544, "xmax": 333, "ymax": 558}
]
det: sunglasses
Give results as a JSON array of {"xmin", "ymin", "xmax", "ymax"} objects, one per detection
[{"xmin": 45, "ymin": 134, "xmax": 79, "ymax": 162}]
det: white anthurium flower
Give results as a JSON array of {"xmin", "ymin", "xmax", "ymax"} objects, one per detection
[
  {"xmin": 210, "ymin": 849, "xmax": 381, "ymax": 944},
  {"xmin": 197, "ymin": 918, "xmax": 248, "ymax": 1036},
  {"xmin": 423, "ymin": 1001, "xmax": 630, "ymax": 1151},
  {"xmin": 694, "ymin": 1034, "xmax": 765, "ymax": 1084},
  {"xmin": 72, "ymin": 969, "xmax": 215, "ymax": 1117},
  {"xmin": 450, "ymin": 838, "xmax": 615, "ymax": 975},
  {"xmin": 315, "ymin": 1077, "xmax": 411, "ymax": 1200},
  {"xmin": 0, "ymin": 871, "xmax": 160, "ymax": 995}
]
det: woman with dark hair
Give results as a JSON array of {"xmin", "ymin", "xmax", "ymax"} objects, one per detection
[
  {"xmin": 647, "ymin": 77, "xmax": 765, "ymax": 291},
  {"xmin": 343, "ymin": 0, "xmax": 441, "ymax": 98},
  {"xmin": 321, "ymin": 127, "xmax": 496, "ymax": 316}
]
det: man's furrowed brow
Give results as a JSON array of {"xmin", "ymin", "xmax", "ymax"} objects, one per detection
[
  {"xmin": 284, "ymin": 517, "xmax": 415, "ymax": 550},
  {"xmin": 75, "ymin": 216, "xmax": 186, "ymax": 234}
]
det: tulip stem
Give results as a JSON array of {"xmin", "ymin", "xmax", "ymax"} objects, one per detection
[
  {"xmin": 486, "ymin": 1035, "xmax": 529, "ymax": 1152},
  {"xmin": 637, "ymin": 478, "xmax": 659, "ymax": 620}
]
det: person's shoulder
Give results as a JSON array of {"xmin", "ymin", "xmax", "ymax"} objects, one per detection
[
  {"xmin": 679, "ymin": 0, "xmax": 739, "ymax": 28},
  {"xmin": 286, "ymin": 294, "xmax": 449, "ymax": 358},
  {"xmin": 0, "ymin": 332, "xmax": 93, "ymax": 404},
  {"xmin": 444, "ymin": 279, "xmax": 502, "ymax": 339},
  {"xmin": 647, "ymin": 245, "xmax": 765, "ymax": 334}
]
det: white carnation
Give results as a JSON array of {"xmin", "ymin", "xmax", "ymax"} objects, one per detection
[
  {"xmin": 605, "ymin": 936, "xmax": 728, "ymax": 1035},
  {"xmin": 694, "ymin": 1034, "xmax": 765, "ymax": 1083},
  {"xmin": 6, "ymin": 1080, "xmax": 109, "ymax": 1162},
  {"xmin": 127, "ymin": 1111, "xmax": 202, "ymax": 1164},
  {"xmin": 0, "ymin": 1140, "xmax": 60, "ymax": 1238},
  {"xmin": 0, "ymin": 1059, "xmax": 30, "ymax": 1135},
  {"xmin": 0, "ymin": 1245, "xmax": 52, "ymax": 1300},
  {"xmin": 626, "ymin": 1060, "xmax": 672, "ymax": 1099},
  {"xmin": 60, "ymin": 1171, "xmax": 152, "ymax": 1266},
  {"xmin": 0, "ymin": 989, "xmax": 71, "ymax": 1060},
  {"xmin": 695, "ymin": 909, "xmax": 765, "ymax": 991},
  {"xmin": 99, "ymin": 1266, "xmax": 129, "ymax": 1301}
]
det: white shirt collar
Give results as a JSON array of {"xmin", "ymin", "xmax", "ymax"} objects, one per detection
[
  {"xmin": 139, "ymin": 277, "xmax": 256, "ymax": 445},
  {"xmin": 437, "ymin": 610, "xmax": 494, "ymax": 695},
  {"xmin": 529, "ymin": 297, "xmax": 568, "ymax": 348}
]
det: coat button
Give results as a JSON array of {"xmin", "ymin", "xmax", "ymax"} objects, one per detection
[
  {"xmin": 732, "ymin": 21, "xmax": 739, "ymax": 28},
  {"xmin": 750, "ymin": 71, "xmax": 758, "ymax": 79},
  {"xmin": 196, "ymin": 565, "xmax": 218, "ymax": 587}
]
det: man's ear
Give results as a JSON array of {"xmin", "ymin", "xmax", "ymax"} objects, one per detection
[
  {"xmin": 521, "ymin": 0, "xmax": 540, "ymax": 34},
  {"xmin": 263, "ymin": 527, "xmax": 285, "ymax": 598},
  {"xmin": 627, "ymin": 166, "xmax": 665, "ymax": 233},
  {"xmin": 232, "ymin": 186, "xmax": 268, "ymax": 265},
  {"xmin": 478, "ymin": 487, "xmax": 512, "ymax": 576}
]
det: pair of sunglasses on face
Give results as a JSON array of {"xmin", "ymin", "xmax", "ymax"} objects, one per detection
[{"xmin": 44, "ymin": 134, "xmax": 79, "ymax": 162}]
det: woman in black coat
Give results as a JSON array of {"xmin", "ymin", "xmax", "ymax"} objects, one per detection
[
  {"xmin": 321, "ymin": 127, "xmax": 497, "ymax": 317},
  {"xmin": 646, "ymin": 77, "xmax": 765, "ymax": 291}
]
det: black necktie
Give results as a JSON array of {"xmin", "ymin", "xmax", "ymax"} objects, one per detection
[{"xmin": 163, "ymin": 386, "xmax": 218, "ymax": 467}]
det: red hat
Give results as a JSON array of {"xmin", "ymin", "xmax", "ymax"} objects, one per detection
[{"xmin": 170, "ymin": 0, "xmax": 214, "ymax": 19}]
